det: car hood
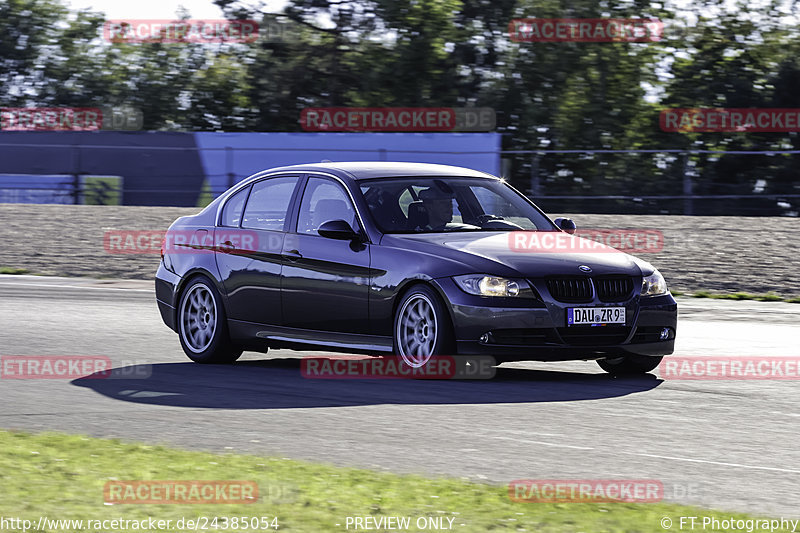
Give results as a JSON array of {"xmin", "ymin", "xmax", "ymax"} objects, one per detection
[{"xmin": 387, "ymin": 231, "xmax": 644, "ymax": 278}]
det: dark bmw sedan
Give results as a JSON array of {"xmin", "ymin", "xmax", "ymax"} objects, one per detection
[{"xmin": 155, "ymin": 162, "xmax": 676, "ymax": 375}]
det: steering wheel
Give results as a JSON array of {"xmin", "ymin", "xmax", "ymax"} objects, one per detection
[{"xmin": 476, "ymin": 214, "xmax": 504, "ymax": 225}]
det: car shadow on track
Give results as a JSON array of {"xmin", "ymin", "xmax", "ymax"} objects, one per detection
[{"xmin": 71, "ymin": 357, "xmax": 662, "ymax": 409}]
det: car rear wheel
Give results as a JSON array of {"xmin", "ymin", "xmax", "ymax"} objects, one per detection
[
  {"xmin": 178, "ymin": 276, "xmax": 242, "ymax": 364},
  {"xmin": 597, "ymin": 354, "xmax": 663, "ymax": 375},
  {"xmin": 393, "ymin": 285, "xmax": 454, "ymax": 368}
]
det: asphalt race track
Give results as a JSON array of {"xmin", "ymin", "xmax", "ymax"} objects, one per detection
[{"xmin": 1, "ymin": 275, "xmax": 799, "ymax": 518}]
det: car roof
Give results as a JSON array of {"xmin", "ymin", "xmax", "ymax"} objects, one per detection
[{"xmin": 256, "ymin": 161, "xmax": 498, "ymax": 181}]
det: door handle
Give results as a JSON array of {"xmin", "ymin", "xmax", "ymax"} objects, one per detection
[{"xmin": 284, "ymin": 249, "xmax": 303, "ymax": 261}]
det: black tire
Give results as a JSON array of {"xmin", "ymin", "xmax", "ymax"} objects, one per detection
[
  {"xmin": 393, "ymin": 284, "xmax": 454, "ymax": 369},
  {"xmin": 597, "ymin": 354, "xmax": 663, "ymax": 375},
  {"xmin": 177, "ymin": 275, "xmax": 242, "ymax": 364}
]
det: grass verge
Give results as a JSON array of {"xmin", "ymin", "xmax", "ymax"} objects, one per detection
[
  {"xmin": 0, "ymin": 430, "xmax": 792, "ymax": 532},
  {"xmin": 0, "ymin": 266, "xmax": 30, "ymax": 275},
  {"xmin": 0, "ymin": 269, "xmax": 797, "ymax": 303},
  {"xmin": 685, "ymin": 290, "xmax": 794, "ymax": 302}
]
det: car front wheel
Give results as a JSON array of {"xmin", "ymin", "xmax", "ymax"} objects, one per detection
[
  {"xmin": 597, "ymin": 354, "xmax": 663, "ymax": 375},
  {"xmin": 178, "ymin": 276, "xmax": 242, "ymax": 364},
  {"xmin": 393, "ymin": 285, "xmax": 454, "ymax": 368}
]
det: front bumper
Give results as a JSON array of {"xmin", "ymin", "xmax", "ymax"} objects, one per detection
[{"xmin": 435, "ymin": 277, "xmax": 677, "ymax": 362}]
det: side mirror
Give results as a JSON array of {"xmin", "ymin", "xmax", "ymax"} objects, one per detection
[
  {"xmin": 318, "ymin": 219, "xmax": 359, "ymax": 240},
  {"xmin": 554, "ymin": 217, "xmax": 577, "ymax": 235}
]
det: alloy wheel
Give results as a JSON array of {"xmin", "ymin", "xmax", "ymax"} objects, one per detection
[
  {"xmin": 396, "ymin": 294, "xmax": 438, "ymax": 367},
  {"xmin": 180, "ymin": 282, "xmax": 218, "ymax": 354}
]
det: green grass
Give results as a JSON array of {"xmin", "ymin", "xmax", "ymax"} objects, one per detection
[
  {"xmin": 4, "ymin": 267, "xmax": 798, "ymax": 304},
  {"xmin": 0, "ymin": 266, "xmax": 30, "ymax": 275},
  {"xmin": 0, "ymin": 430, "xmax": 793, "ymax": 532},
  {"xmin": 80, "ymin": 176, "xmax": 122, "ymax": 206},
  {"xmin": 685, "ymin": 290, "xmax": 794, "ymax": 302},
  {"xmin": 197, "ymin": 179, "xmax": 215, "ymax": 208},
  {"xmin": 754, "ymin": 293, "xmax": 784, "ymax": 302}
]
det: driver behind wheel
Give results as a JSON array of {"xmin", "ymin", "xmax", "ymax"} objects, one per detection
[{"xmin": 418, "ymin": 187, "xmax": 455, "ymax": 231}]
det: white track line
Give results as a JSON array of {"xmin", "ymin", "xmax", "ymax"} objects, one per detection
[
  {"xmin": 632, "ymin": 452, "xmax": 800, "ymax": 474},
  {"xmin": 0, "ymin": 282, "xmax": 152, "ymax": 292}
]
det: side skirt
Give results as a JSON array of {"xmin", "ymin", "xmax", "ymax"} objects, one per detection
[{"xmin": 229, "ymin": 319, "xmax": 393, "ymax": 354}]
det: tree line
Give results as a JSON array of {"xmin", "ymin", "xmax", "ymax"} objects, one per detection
[{"xmin": 1, "ymin": 0, "xmax": 798, "ymax": 213}]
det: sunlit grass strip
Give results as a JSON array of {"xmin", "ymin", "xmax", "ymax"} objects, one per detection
[
  {"xmin": 0, "ymin": 266, "xmax": 30, "ymax": 275},
  {"xmin": 1, "ymin": 268, "xmax": 798, "ymax": 303},
  {"xmin": 0, "ymin": 430, "xmax": 793, "ymax": 532},
  {"xmin": 687, "ymin": 290, "xmax": 794, "ymax": 302}
]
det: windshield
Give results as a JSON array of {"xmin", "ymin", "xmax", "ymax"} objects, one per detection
[{"xmin": 359, "ymin": 177, "xmax": 555, "ymax": 233}]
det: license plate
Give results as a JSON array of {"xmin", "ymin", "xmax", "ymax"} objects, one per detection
[{"xmin": 567, "ymin": 307, "xmax": 626, "ymax": 326}]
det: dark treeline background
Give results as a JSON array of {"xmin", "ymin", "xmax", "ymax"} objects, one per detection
[{"xmin": 1, "ymin": 0, "xmax": 799, "ymax": 214}]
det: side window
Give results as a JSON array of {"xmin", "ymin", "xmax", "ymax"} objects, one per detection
[
  {"xmin": 297, "ymin": 177, "xmax": 358, "ymax": 235},
  {"xmin": 220, "ymin": 185, "xmax": 250, "ymax": 227},
  {"xmin": 241, "ymin": 177, "xmax": 297, "ymax": 231}
]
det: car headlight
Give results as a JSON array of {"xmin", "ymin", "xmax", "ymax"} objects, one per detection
[
  {"xmin": 641, "ymin": 269, "xmax": 668, "ymax": 296},
  {"xmin": 454, "ymin": 275, "xmax": 525, "ymax": 297}
]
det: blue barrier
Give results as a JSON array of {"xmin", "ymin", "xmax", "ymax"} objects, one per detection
[
  {"xmin": 0, "ymin": 131, "xmax": 501, "ymax": 206},
  {"xmin": 0, "ymin": 174, "xmax": 75, "ymax": 203}
]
